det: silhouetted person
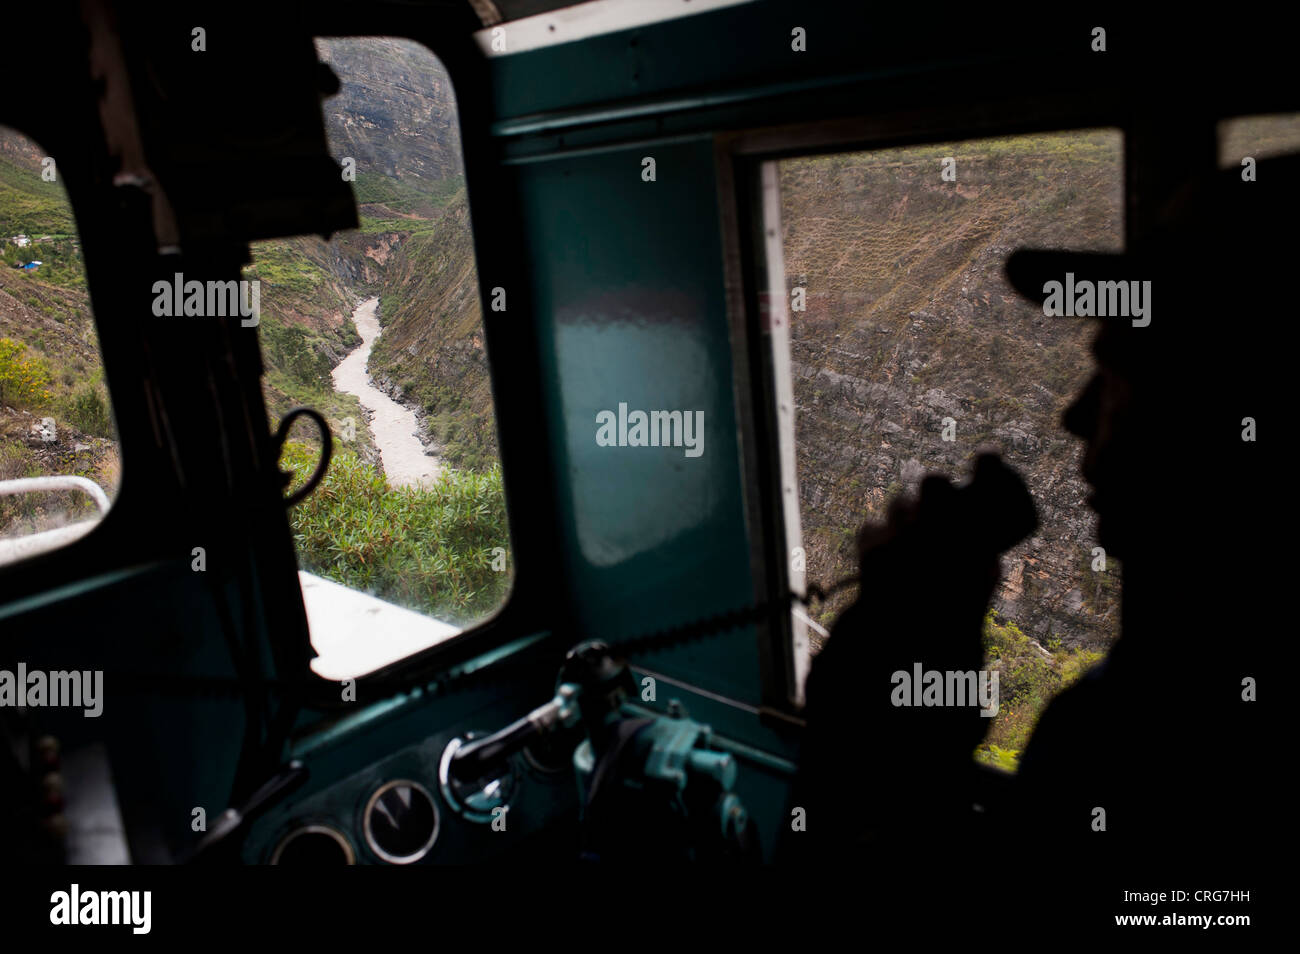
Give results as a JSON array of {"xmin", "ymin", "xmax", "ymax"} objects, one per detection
[{"xmin": 788, "ymin": 153, "xmax": 1290, "ymax": 886}]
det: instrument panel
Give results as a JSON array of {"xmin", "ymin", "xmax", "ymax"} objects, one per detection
[{"xmin": 248, "ymin": 717, "xmax": 581, "ymax": 865}]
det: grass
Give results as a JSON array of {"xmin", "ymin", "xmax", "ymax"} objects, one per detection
[
  {"xmin": 257, "ymin": 311, "xmax": 339, "ymax": 392},
  {"xmin": 243, "ymin": 241, "xmax": 336, "ymax": 299},
  {"xmin": 280, "ymin": 441, "xmax": 510, "ymax": 625},
  {"xmin": 0, "ymin": 427, "xmax": 118, "ymax": 536},
  {"xmin": 354, "ymin": 175, "xmax": 465, "ymax": 234},
  {"xmin": 0, "ymin": 153, "xmax": 77, "ymax": 237}
]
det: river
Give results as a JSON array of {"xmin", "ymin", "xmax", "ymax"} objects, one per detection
[{"xmin": 331, "ymin": 297, "xmax": 440, "ymax": 488}]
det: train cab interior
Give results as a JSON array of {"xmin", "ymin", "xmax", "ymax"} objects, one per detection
[{"xmin": 0, "ymin": 0, "xmax": 1289, "ymax": 885}]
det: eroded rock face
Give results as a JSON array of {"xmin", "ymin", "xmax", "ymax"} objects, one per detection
[
  {"xmin": 316, "ymin": 38, "xmax": 463, "ymax": 185},
  {"xmin": 369, "ymin": 198, "xmax": 497, "ymax": 473},
  {"xmin": 782, "ymin": 134, "xmax": 1124, "ymax": 652}
]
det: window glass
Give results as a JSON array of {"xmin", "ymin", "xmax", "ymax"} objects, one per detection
[
  {"xmin": 1218, "ymin": 112, "xmax": 1300, "ymax": 168},
  {"xmin": 0, "ymin": 127, "xmax": 119, "ymax": 568},
  {"xmin": 248, "ymin": 39, "xmax": 510, "ymax": 680},
  {"xmin": 774, "ymin": 130, "xmax": 1124, "ymax": 769}
]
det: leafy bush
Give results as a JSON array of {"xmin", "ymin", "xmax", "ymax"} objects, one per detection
[
  {"xmin": 62, "ymin": 383, "xmax": 113, "ymax": 437},
  {"xmin": 976, "ymin": 610, "xmax": 1104, "ymax": 770},
  {"xmin": 258, "ymin": 316, "xmax": 334, "ymax": 391},
  {"xmin": 279, "ymin": 442, "xmax": 510, "ymax": 624},
  {"xmin": 0, "ymin": 338, "xmax": 53, "ymax": 410}
]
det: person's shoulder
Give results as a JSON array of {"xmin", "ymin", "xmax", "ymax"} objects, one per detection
[{"xmin": 1016, "ymin": 659, "xmax": 1112, "ymax": 772}]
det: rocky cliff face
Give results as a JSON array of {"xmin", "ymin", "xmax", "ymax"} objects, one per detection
[
  {"xmin": 316, "ymin": 37, "xmax": 464, "ymax": 185},
  {"xmin": 0, "ymin": 130, "xmax": 43, "ymax": 172},
  {"xmin": 370, "ymin": 193, "xmax": 497, "ymax": 472},
  {"xmin": 781, "ymin": 132, "xmax": 1124, "ymax": 651}
]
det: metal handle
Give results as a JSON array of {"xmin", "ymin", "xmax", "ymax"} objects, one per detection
[
  {"xmin": 0, "ymin": 475, "xmax": 111, "ymax": 514},
  {"xmin": 272, "ymin": 407, "xmax": 332, "ymax": 508}
]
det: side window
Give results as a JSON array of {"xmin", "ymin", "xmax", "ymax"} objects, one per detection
[
  {"xmin": 769, "ymin": 129, "xmax": 1124, "ymax": 769},
  {"xmin": 1218, "ymin": 112, "xmax": 1300, "ymax": 169},
  {"xmin": 247, "ymin": 39, "xmax": 511, "ymax": 680},
  {"xmin": 0, "ymin": 127, "xmax": 119, "ymax": 568}
]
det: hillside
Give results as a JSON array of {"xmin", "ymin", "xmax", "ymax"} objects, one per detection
[
  {"xmin": 0, "ymin": 137, "xmax": 118, "ymax": 539},
  {"xmin": 782, "ymin": 130, "xmax": 1124, "ymax": 651},
  {"xmin": 316, "ymin": 38, "xmax": 464, "ymax": 187},
  {"xmin": 242, "ymin": 234, "xmax": 376, "ymax": 463},
  {"xmin": 369, "ymin": 191, "xmax": 497, "ymax": 472},
  {"xmin": 2, "ymin": 33, "xmax": 488, "ymax": 549}
]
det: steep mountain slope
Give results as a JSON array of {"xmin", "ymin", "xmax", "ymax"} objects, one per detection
[
  {"xmin": 369, "ymin": 191, "xmax": 496, "ymax": 472},
  {"xmin": 782, "ymin": 131, "xmax": 1124, "ymax": 650},
  {"xmin": 315, "ymin": 38, "xmax": 463, "ymax": 186},
  {"xmin": 0, "ymin": 134, "xmax": 118, "ymax": 537}
]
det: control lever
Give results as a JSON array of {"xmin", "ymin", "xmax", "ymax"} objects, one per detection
[
  {"xmin": 446, "ymin": 685, "xmax": 580, "ymax": 785},
  {"xmin": 444, "ymin": 640, "xmax": 633, "ymax": 786},
  {"xmin": 443, "ymin": 641, "xmax": 758, "ymax": 859}
]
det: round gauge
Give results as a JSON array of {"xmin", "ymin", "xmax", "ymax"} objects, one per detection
[
  {"xmin": 271, "ymin": 825, "xmax": 355, "ymax": 865},
  {"xmin": 363, "ymin": 780, "xmax": 440, "ymax": 864}
]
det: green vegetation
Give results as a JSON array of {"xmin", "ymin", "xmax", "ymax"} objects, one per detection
[
  {"xmin": 0, "ymin": 137, "xmax": 119, "ymax": 539},
  {"xmin": 976, "ymin": 610, "xmax": 1104, "ymax": 770},
  {"xmin": 353, "ymin": 174, "xmax": 465, "ymax": 235},
  {"xmin": 249, "ymin": 170, "xmax": 507, "ymax": 622},
  {"xmin": 0, "ymin": 152, "xmax": 86, "ymax": 290},
  {"xmin": 1, "ymin": 238, "xmax": 85, "ymax": 290},
  {"xmin": 0, "ymin": 426, "xmax": 114, "ymax": 535},
  {"xmin": 0, "ymin": 153, "xmax": 76, "ymax": 237},
  {"xmin": 357, "ymin": 215, "xmax": 436, "ymax": 236},
  {"xmin": 280, "ymin": 441, "xmax": 510, "ymax": 624},
  {"xmin": 61, "ymin": 381, "xmax": 113, "ymax": 438},
  {"xmin": 355, "ymin": 171, "xmax": 458, "ymax": 208},
  {"xmin": 0, "ymin": 337, "xmax": 53, "ymax": 409},
  {"xmin": 243, "ymin": 241, "xmax": 334, "ymax": 298},
  {"xmin": 255, "ymin": 308, "xmax": 372, "ymax": 464},
  {"xmin": 403, "ymin": 381, "xmax": 497, "ymax": 473},
  {"xmin": 258, "ymin": 312, "xmax": 338, "ymax": 392},
  {"xmin": 241, "ymin": 236, "xmax": 374, "ymax": 458}
]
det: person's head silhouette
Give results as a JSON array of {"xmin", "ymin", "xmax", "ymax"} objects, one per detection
[{"xmin": 1006, "ymin": 155, "xmax": 1293, "ymax": 566}]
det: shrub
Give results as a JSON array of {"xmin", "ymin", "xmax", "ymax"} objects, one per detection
[
  {"xmin": 279, "ymin": 442, "xmax": 510, "ymax": 625},
  {"xmin": 63, "ymin": 384, "xmax": 113, "ymax": 437},
  {"xmin": 0, "ymin": 338, "xmax": 53, "ymax": 410},
  {"xmin": 975, "ymin": 610, "xmax": 1104, "ymax": 770}
]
